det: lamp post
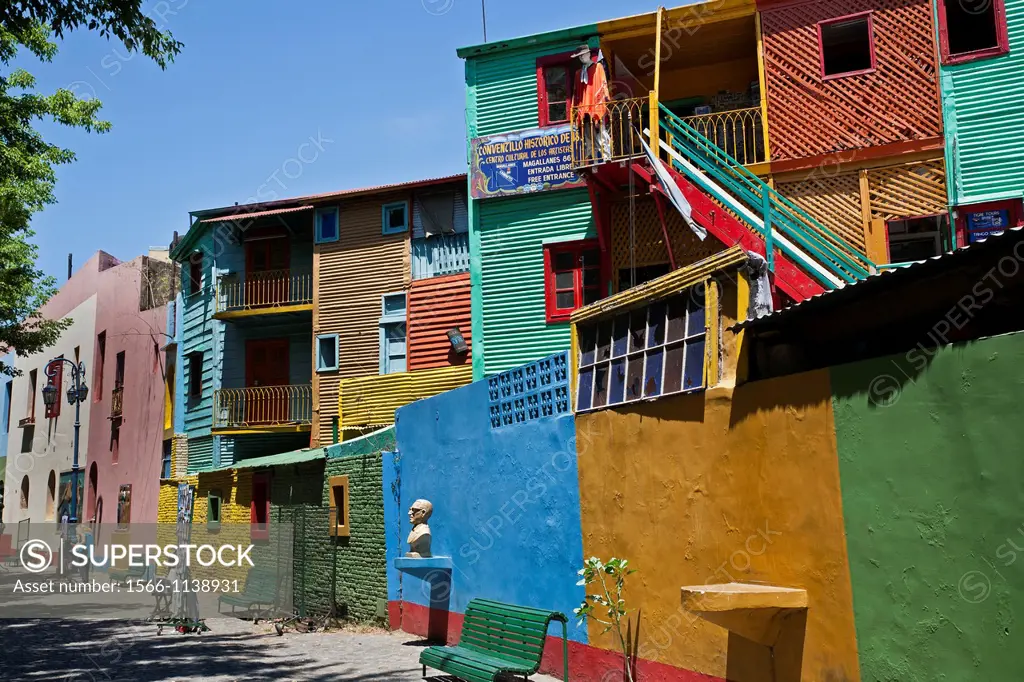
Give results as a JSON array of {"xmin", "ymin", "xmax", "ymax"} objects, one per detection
[{"xmin": 42, "ymin": 358, "xmax": 89, "ymax": 524}]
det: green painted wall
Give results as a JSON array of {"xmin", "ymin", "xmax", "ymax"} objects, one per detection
[
  {"xmin": 269, "ymin": 429, "xmax": 395, "ymax": 621},
  {"xmin": 463, "ymin": 34, "xmax": 598, "ymax": 379},
  {"xmin": 464, "ymin": 35, "xmax": 598, "ymax": 140},
  {"xmin": 473, "ymin": 190, "xmax": 594, "ymax": 376},
  {"xmin": 186, "ymin": 436, "xmax": 214, "ymax": 474},
  {"xmin": 940, "ymin": 0, "xmax": 1024, "ymax": 204},
  {"xmin": 832, "ymin": 331, "xmax": 1024, "ymax": 679}
]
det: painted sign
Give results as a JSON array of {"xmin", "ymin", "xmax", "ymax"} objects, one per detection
[
  {"xmin": 58, "ymin": 471, "xmax": 85, "ymax": 521},
  {"xmin": 470, "ymin": 124, "xmax": 584, "ymax": 199},
  {"xmin": 966, "ymin": 209, "xmax": 1009, "ymax": 243}
]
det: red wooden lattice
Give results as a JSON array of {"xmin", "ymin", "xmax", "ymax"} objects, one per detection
[{"xmin": 761, "ymin": 0, "xmax": 942, "ymax": 163}]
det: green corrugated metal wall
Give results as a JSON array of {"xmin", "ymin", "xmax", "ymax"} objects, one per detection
[
  {"xmin": 941, "ymin": 0, "xmax": 1024, "ymax": 204},
  {"xmin": 476, "ymin": 190, "xmax": 594, "ymax": 375},
  {"xmin": 463, "ymin": 32, "xmax": 599, "ymax": 379},
  {"xmin": 465, "ymin": 36, "xmax": 599, "ymax": 139}
]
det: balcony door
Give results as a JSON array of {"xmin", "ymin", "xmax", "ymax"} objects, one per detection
[
  {"xmin": 245, "ymin": 339, "xmax": 290, "ymax": 425},
  {"xmin": 245, "ymin": 235, "xmax": 290, "ymax": 308}
]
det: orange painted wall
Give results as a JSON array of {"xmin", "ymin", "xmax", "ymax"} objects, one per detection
[
  {"xmin": 575, "ymin": 369, "xmax": 859, "ymax": 681},
  {"xmin": 407, "ymin": 273, "xmax": 471, "ymax": 371}
]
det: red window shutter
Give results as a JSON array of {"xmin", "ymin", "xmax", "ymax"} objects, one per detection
[{"xmin": 45, "ymin": 363, "xmax": 63, "ymax": 419}]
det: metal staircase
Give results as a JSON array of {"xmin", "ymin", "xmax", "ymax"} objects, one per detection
[{"xmin": 653, "ymin": 104, "xmax": 876, "ymax": 300}]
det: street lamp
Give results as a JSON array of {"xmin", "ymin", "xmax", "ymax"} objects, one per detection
[{"xmin": 43, "ymin": 359, "xmax": 88, "ymax": 524}]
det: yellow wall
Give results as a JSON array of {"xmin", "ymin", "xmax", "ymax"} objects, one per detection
[
  {"xmin": 574, "ymin": 274, "xmax": 859, "ymax": 681},
  {"xmin": 337, "ymin": 364, "xmax": 472, "ymax": 432}
]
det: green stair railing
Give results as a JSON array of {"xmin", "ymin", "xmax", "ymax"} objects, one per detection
[{"xmin": 658, "ymin": 104, "xmax": 875, "ymax": 289}]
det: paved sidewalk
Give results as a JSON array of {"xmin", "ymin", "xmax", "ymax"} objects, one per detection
[{"xmin": 0, "ymin": 618, "xmax": 563, "ymax": 681}]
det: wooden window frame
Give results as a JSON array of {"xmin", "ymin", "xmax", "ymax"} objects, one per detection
[
  {"xmin": 536, "ymin": 52, "xmax": 576, "ymax": 127},
  {"xmin": 884, "ymin": 213, "xmax": 950, "ymax": 263},
  {"xmin": 328, "ymin": 475, "xmax": 350, "ymax": 537},
  {"xmin": 315, "ymin": 206, "xmax": 340, "ymax": 244},
  {"xmin": 382, "ymin": 201, "xmax": 410, "ymax": 235},
  {"xmin": 379, "ymin": 293, "xmax": 408, "ymax": 375},
  {"xmin": 817, "ymin": 11, "xmax": 877, "ymax": 81},
  {"xmin": 250, "ymin": 472, "xmax": 271, "ymax": 541},
  {"xmin": 316, "ymin": 334, "xmax": 339, "ymax": 373},
  {"xmin": 575, "ymin": 283, "xmax": 715, "ymax": 413},
  {"xmin": 94, "ymin": 331, "xmax": 106, "ymax": 401},
  {"xmin": 937, "ymin": 0, "xmax": 1010, "ymax": 65},
  {"xmin": 186, "ymin": 351, "xmax": 203, "ymax": 400},
  {"xmin": 26, "ymin": 369, "xmax": 37, "ymax": 422},
  {"xmin": 543, "ymin": 240, "xmax": 603, "ymax": 324},
  {"xmin": 207, "ymin": 489, "xmax": 222, "ymax": 529},
  {"xmin": 188, "ymin": 256, "xmax": 203, "ymax": 297}
]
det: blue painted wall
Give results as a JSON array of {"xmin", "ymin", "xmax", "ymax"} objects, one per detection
[{"xmin": 391, "ymin": 378, "xmax": 587, "ymax": 643}]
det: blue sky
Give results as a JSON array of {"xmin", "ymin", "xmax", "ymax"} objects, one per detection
[{"xmin": 22, "ymin": 0, "xmax": 665, "ymax": 280}]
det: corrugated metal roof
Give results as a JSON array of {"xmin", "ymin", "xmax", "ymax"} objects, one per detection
[
  {"xmin": 198, "ymin": 205, "xmax": 313, "ymax": 224},
  {"xmin": 734, "ymin": 228, "xmax": 1024, "ymax": 331},
  {"xmin": 571, "ymin": 246, "xmax": 748, "ymax": 324},
  {"xmin": 191, "ymin": 174, "xmax": 467, "ymax": 219},
  {"xmin": 211, "ymin": 446, "xmax": 325, "ymax": 472}
]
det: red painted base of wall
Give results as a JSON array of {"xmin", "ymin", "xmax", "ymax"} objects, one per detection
[{"xmin": 390, "ymin": 601, "xmax": 725, "ymax": 682}]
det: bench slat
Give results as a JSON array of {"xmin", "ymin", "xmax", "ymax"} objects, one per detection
[
  {"xmin": 460, "ymin": 629, "xmax": 542, "ymax": 660},
  {"xmin": 461, "ymin": 620, "xmax": 546, "ymax": 648},
  {"xmin": 467, "ymin": 601, "xmax": 552, "ymax": 625}
]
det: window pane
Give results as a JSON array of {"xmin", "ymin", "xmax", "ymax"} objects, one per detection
[
  {"xmin": 555, "ymin": 271, "xmax": 575, "ymax": 290},
  {"xmin": 583, "ymin": 268, "xmax": 600, "ymax": 288},
  {"xmin": 319, "ymin": 210, "xmax": 338, "ymax": 240},
  {"xmin": 581, "ymin": 249, "xmax": 600, "ymax": 267},
  {"xmin": 577, "ymin": 367, "xmax": 594, "ymax": 411},
  {"xmin": 626, "ymin": 354, "xmax": 644, "ymax": 401},
  {"xmin": 578, "ymin": 325, "xmax": 597, "ymax": 367},
  {"xmin": 646, "ymin": 302, "xmax": 666, "ymax": 348},
  {"xmin": 383, "ymin": 293, "xmax": 406, "ymax": 315},
  {"xmin": 687, "ymin": 298, "xmax": 706, "ymax": 337},
  {"xmin": 544, "ymin": 66, "xmax": 567, "ymax": 98},
  {"xmin": 388, "ymin": 205, "xmax": 407, "ymax": 230},
  {"xmin": 644, "ymin": 348, "xmax": 664, "ymax": 398},
  {"xmin": 667, "ymin": 297, "xmax": 687, "ymax": 342},
  {"xmin": 549, "ymin": 102, "xmax": 568, "ymax": 122},
  {"xmin": 593, "ymin": 363, "xmax": 609, "ymax": 408},
  {"xmin": 944, "ymin": 0, "xmax": 999, "ymax": 55},
  {"xmin": 684, "ymin": 338, "xmax": 706, "ymax": 390},
  {"xmin": 612, "ymin": 315, "xmax": 629, "ymax": 357},
  {"xmin": 554, "ymin": 251, "xmax": 574, "ymax": 271},
  {"xmin": 556, "ymin": 291, "xmax": 576, "ymax": 309},
  {"xmin": 582, "ymin": 287, "xmax": 601, "ymax": 305},
  {"xmin": 608, "ymin": 358, "xmax": 626, "ymax": 405},
  {"xmin": 820, "ymin": 17, "xmax": 872, "ymax": 76},
  {"xmin": 629, "ymin": 310, "xmax": 646, "ymax": 352},
  {"xmin": 664, "ymin": 342, "xmax": 685, "ymax": 394},
  {"xmin": 596, "ymin": 322, "xmax": 612, "ymax": 362}
]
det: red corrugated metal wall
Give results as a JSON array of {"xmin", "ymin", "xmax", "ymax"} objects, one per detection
[
  {"xmin": 407, "ymin": 273, "xmax": 471, "ymax": 371},
  {"xmin": 760, "ymin": 0, "xmax": 942, "ymax": 164}
]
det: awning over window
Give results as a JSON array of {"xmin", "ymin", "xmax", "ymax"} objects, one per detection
[
  {"xmin": 199, "ymin": 205, "xmax": 314, "ymax": 224},
  {"xmin": 212, "ymin": 447, "xmax": 325, "ymax": 472}
]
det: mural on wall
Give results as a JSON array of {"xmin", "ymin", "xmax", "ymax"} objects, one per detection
[{"xmin": 470, "ymin": 124, "xmax": 584, "ymax": 198}]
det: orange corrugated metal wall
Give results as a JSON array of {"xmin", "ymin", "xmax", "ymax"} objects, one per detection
[
  {"xmin": 760, "ymin": 0, "xmax": 942, "ymax": 163},
  {"xmin": 407, "ymin": 273, "xmax": 471, "ymax": 371}
]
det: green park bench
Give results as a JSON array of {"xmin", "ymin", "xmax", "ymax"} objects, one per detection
[
  {"xmin": 420, "ymin": 598, "xmax": 569, "ymax": 682},
  {"xmin": 218, "ymin": 567, "xmax": 280, "ymax": 620}
]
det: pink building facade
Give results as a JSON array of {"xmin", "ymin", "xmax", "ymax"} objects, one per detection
[
  {"xmin": 87, "ymin": 253, "xmax": 175, "ymax": 526},
  {"xmin": 2, "ymin": 251, "xmax": 174, "ymax": 527}
]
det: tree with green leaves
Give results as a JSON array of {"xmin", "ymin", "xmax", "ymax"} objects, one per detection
[{"xmin": 0, "ymin": 2, "xmax": 182, "ymax": 375}]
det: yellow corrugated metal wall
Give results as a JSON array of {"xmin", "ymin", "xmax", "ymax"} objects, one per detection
[
  {"xmin": 337, "ymin": 365, "xmax": 473, "ymax": 432},
  {"xmin": 314, "ymin": 191, "xmax": 411, "ymax": 445}
]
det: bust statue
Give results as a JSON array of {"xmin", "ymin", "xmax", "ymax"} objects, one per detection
[{"xmin": 406, "ymin": 499, "xmax": 433, "ymax": 558}]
